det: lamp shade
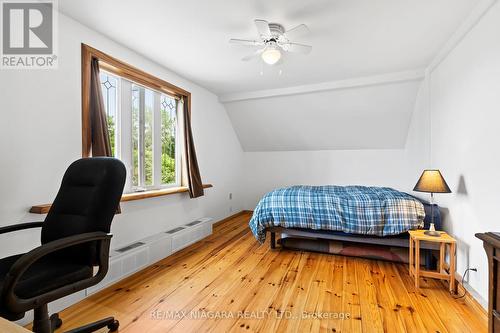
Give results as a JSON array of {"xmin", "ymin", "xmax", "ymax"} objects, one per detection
[{"xmin": 413, "ymin": 169, "xmax": 451, "ymax": 193}]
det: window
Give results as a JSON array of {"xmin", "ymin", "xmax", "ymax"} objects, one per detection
[
  {"xmin": 81, "ymin": 44, "xmax": 204, "ymax": 199},
  {"xmin": 29, "ymin": 44, "xmax": 207, "ymax": 214},
  {"xmin": 99, "ymin": 71, "xmax": 181, "ymax": 192}
]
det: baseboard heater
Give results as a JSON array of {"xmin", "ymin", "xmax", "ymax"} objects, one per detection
[
  {"xmin": 89, "ymin": 217, "xmax": 213, "ymax": 294},
  {"xmin": 115, "ymin": 241, "xmax": 146, "ymax": 253},
  {"xmin": 16, "ymin": 217, "xmax": 213, "ymax": 326}
]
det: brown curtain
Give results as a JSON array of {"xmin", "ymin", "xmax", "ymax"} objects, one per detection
[
  {"xmin": 182, "ymin": 98, "xmax": 204, "ymax": 198},
  {"xmin": 89, "ymin": 57, "xmax": 121, "ymax": 212},
  {"xmin": 89, "ymin": 57, "xmax": 112, "ymax": 157}
]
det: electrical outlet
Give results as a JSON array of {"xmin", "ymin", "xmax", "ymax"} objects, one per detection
[{"xmin": 229, "ymin": 192, "xmax": 233, "ymax": 200}]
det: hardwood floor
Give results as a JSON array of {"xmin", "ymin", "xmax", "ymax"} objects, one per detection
[{"xmin": 53, "ymin": 212, "xmax": 487, "ymax": 332}]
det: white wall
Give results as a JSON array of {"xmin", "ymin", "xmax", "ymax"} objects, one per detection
[
  {"xmin": 242, "ymin": 149, "xmax": 410, "ymax": 209},
  {"xmin": 424, "ymin": 0, "xmax": 500, "ymax": 303},
  {"xmin": 404, "ymin": 79, "xmax": 432, "ymax": 194},
  {"xmin": 239, "ymin": 78, "xmax": 430, "ymax": 210},
  {"xmin": 0, "ymin": 13, "xmax": 244, "ymax": 256}
]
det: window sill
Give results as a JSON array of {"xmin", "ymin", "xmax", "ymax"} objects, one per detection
[
  {"xmin": 121, "ymin": 184, "xmax": 212, "ymax": 201},
  {"xmin": 29, "ymin": 184, "xmax": 213, "ymax": 214}
]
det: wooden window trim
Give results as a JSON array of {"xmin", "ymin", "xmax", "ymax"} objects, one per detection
[
  {"xmin": 29, "ymin": 184, "xmax": 213, "ymax": 214},
  {"xmin": 28, "ymin": 45, "xmax": 206, "ymax": 215},
  {"xmin": 81, "ymin": 43, "xmax": 191, "ymax": 157}
]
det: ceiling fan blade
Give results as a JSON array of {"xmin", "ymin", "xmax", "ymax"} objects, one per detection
[
  {"xmin": 284, "ymin": 24, "xmax": 310, "ymax": 40},
  {"xmin": 229, "ymin": 38, "xmax": 264, "ymax": 47},
  {"xmin": 282, "ymin": 42, "xmax": 312, "ymax": 54},
  {"xmin": 242, "ymin": 49, "xmax": 264, "ymax": 61},
  {"xmin": 254, "ymin": 19, "xmax": 271, "ymax": 38}
]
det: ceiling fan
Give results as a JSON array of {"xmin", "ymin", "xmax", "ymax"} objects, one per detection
[{"xmin": 230, "ymin": 19, "xmax": 312, "ymax": 65}]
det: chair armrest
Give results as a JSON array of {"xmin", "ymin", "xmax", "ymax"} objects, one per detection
[
  {"xmin": 0, "ymin": 222, "xmax": 44, "ymax": 235},
  {"xmin": 1, "ymin": 232, "xmax": 112, "ymax": 313}
]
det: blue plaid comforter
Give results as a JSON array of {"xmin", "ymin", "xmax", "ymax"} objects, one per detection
[{"xmin": 249, "ymin": 186, "xmax": 425, "ymax": 243}]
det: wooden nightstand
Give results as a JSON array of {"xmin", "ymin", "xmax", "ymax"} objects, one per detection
[{"xmin": 408, "ymin": 230, "xmax": 456, "ymax": 292}]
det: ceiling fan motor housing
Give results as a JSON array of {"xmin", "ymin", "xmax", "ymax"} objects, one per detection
[{"xmin": 268, "ymin": 23, "xmax": 285, "ymax": 37}]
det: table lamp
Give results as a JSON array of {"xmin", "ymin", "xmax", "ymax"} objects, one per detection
[{"xmin": 413, "ymin": 169, "xmax": 451, "ymax": 236}]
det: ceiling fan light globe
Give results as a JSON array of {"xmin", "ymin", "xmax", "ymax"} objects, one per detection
[{"xmin": 261, "ymin": 48, "xmax": 281, "ymax": 65}]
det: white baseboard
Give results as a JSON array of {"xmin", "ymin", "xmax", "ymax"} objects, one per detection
[{"xmin": 461, "ymin": 280, "xmax": 487, "ymax": 310}]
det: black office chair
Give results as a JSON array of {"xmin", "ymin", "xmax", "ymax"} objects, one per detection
[{"xmin": 0, "ymin": 158, "xmax": 126, "ymax": 333}]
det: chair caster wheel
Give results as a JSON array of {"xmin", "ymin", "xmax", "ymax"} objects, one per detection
[
  {"xmin": 50, "ymin": 313, "xmax": 63, "ymax": 329},
  {"xmin": 108, "ymin": 319, "xmax": 119, "ymax": 331}
]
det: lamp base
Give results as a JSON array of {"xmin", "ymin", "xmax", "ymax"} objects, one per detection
[{"xmin": 424, "ymin": 230, "xmax": 441, "ymax": 237}]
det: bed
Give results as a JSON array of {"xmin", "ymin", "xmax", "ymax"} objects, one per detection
[{"xmin": 249, "ymin": 185, "xmax": 441, "ymax": 264}]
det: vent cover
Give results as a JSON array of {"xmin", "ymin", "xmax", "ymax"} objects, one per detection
[
  {"xmin": 165, "ymin": 227, "xmax": 185, "ymax": 234},
  {"xmin": 116, "ymin": 242, "xmax": 145, "ymax": 253},
  {"xmin": 186, "ymin": 220, "xmax": 203, "ymax": 227}
]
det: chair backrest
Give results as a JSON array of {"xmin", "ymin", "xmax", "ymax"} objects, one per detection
[{"xmin": 41, "ymin": 158, "xmax": 126, "ymax": 263}]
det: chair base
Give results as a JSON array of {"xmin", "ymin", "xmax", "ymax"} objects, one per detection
[
  {"xmin": 32, "ymin": 305, "xmax": 119, "ymax": 333},
  {"xmin": 64, "ymin": 317, "xmax": 119, "ymax": 333}
]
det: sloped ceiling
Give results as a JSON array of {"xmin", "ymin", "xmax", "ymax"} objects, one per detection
[
  {"xmin": 59, "ymin": 0, "xmax": 478, "ymax": 151},
  {"xmin": 225, "ymin": 79, "xmax": 422, "ymax": 151}
]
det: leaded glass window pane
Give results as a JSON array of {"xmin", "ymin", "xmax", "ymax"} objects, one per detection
[
  {"xmin": 160, "ymin": 95, "xmax": 177, "ymax": 185},
  {"xmin": 99, "ymin": 72, "xmax": 118, "ymax": 156}
]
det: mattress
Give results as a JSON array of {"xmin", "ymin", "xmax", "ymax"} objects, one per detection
[{"xmin": 249, "ymin": 185, "xmax": 425, "ymax": 243}]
